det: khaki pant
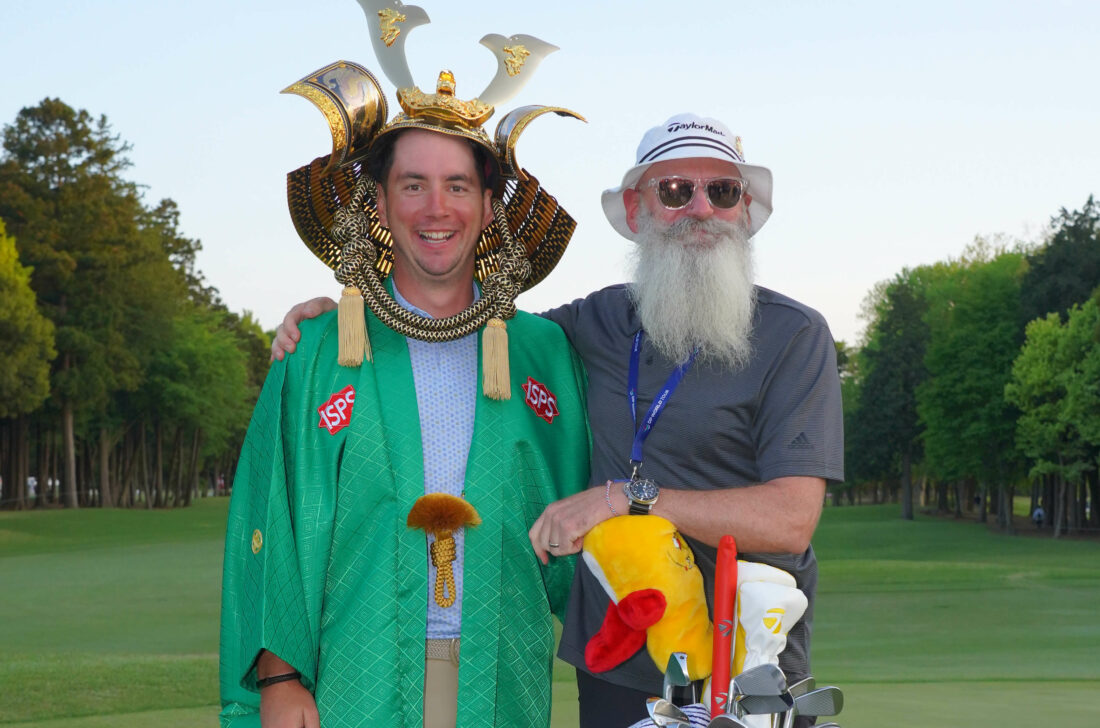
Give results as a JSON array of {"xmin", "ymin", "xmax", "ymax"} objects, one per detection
[{"xmin": 423, "ymin": 638, "xmax": 459, "ymax": 728}]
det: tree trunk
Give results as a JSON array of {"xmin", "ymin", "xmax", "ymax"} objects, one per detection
[
  {"xmin": 119, "ymin": 429, "xmax": 139, "ymax": 509},
  {"xmin": 62, "ymin": 401, "xmax": 78, "ymax": 508},
  {"xmin": 172, "ymin": 427, "xmax": 185, "ymax": 507},
  {"xmin": 111, "ymin": 431, "xmax": 124, "ymax": 507},
  {"xmin": 98, "ymin": 426, "xmax": 113, "ymax": 507},
  {"xmin": 13, "ymin": 418, "xmax": 28, "ymax": 510},
  {"xmin": 1053, "ymin": 472, "xmax": 1065, "ymax": 539},
  {"xmin": 1029, "ymin": 480, "xmax": 1039, "ymax": 524},
  {"xmin": 901, "ymin": 450, "xmax": 914, "ymax": 520},
  {"xmin": 977, "ymin": 481, "xmax": 988, "ymax": 524},
  {"xmin": 1090, "ymin": 469, "xmax": 1100, "ymax": 529},
  {"xmin": 35, "ymin": 425, "xmax": 49, "ymax": 508},
  {"xmin": 1068, "ymin": 479, "xmax": 1080, "ymax": 535},
  {"xmin": 154, "ymin": 420, "xmax": 164, "ymax": 508},
  {"xmin": 185, "ymin": 429, "xmax": 202, "ymax": 507},
  {"xmin": 1003, "ymin": 484, "xmax": 1016, "ymax": 534},
  {"xmin": 141, "ymin": 422, "xmax": 151, "ymax": 509}
]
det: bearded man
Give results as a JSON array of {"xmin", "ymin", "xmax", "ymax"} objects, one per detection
[{"xmin": 271, "ymin": 113, "xmax": 844, "ymax": 728}]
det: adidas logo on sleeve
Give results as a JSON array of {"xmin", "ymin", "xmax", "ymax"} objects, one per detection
[{"xmin": 788, "ymin": 432, "xmax": 813, "ymax": 450}]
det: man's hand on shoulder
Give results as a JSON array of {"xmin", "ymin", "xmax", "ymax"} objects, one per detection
[
  {"xmin": 259, "ymin": 679, "xmax": 320, "ymax": 728},
  {"xmin": 270, "ymin": 297, "xmax": 338, "ymax": 361}
]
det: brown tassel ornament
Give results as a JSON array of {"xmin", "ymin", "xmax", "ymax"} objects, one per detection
[{"xmin": 407, "ymin": 494, "xmax": 481, "ymax": 608}]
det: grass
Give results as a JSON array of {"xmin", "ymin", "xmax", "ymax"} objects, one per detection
[
  {"xmin": 0, "ymin": 501, "xmax": 224, "ymax": 725},
  {"xmin": 1, "ymin": 500, "xmax": 1098, "ymax": 726}
]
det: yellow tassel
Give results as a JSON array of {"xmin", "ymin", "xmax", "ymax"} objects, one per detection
[
  {"xmin": 337, "ymin": 285, "xmax": 370, "ymax": 366},
  {"xmin": 482, "ymin": 317, "xmax": 510, "ymax": 400}
]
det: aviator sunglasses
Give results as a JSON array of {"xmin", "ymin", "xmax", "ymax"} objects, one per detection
[{"xmin": 644, "ymin": 176, "xmax": 748, "ymax": 210}]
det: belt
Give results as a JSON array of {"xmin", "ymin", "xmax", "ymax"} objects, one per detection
[{"xmin": 425, "ymin": 637, "xmax": 460, "ymax": 667}]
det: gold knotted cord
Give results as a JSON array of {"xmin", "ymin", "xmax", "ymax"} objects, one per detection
[{"xmin": 429, "ymin": 534, "xmax": 458, "ymax": 607}]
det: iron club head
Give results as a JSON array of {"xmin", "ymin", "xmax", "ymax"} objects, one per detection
[
  {"xmin": 646, "ymin": 696, "xmax": 691, "ymax": 728},
  {"xmin": 787, "ymin": 675, "xmax": 816, "ymax": 698},
  {"xmin": 730, "ymin": 663, "xmax": 788, "ymax": 697},
  {"xmin": 727, "ymin": 662, "xmax": 788, "ymax": 713},
  {"xmin": 662, "ymin": 651, "xmax": 692, "ymax": 702},
  {"xmin": 792, "ymin": 686, "xmax": 844, "ymax": 718},
  {"xmin": 734, "ymin": 691, "xmax": 795, "ymax": 717},
  {"xmin": 780, "ymin": 676, "xmax": 818, "ymax": 728}
]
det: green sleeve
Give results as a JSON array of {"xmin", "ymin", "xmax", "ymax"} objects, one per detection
[
  {"xmin": 218, "ymin": 348, "xmax": 325, "ymax": 723},
  {"xmin": 539, "ymin": 340, "xmax": 592, "ymax": 623}
]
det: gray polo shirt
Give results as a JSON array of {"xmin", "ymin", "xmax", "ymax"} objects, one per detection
[{"xmin": 542, "ymin": 284, "xmax": 844, "ymax": 692}]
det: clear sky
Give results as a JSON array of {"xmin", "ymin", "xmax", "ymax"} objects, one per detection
[{"xmin": 3, "ymin": 0, "xmax": 1098, "ymax": 344}]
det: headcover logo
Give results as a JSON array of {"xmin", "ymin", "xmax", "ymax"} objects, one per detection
[
  {"xmin": 318, "ymin": 385, "xmax": 356, "ymax": 435},
  {"xmin": 522, "ymin": 376, "xmax": 559, "ymax": 423},
  {"xmin": 762, "ymin": 607, "xmax": 786, "ymax": 635}
]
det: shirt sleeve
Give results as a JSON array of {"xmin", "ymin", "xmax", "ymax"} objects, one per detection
[
  {"xmin": 752, "ymin": 319, "xmax": 845, "ymax": 484},
  {"xmin": 538, "ymin": 297, "xmax": 587, "ymax": 345}
]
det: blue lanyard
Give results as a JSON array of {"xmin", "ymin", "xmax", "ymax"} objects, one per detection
[{"xmin": 627, "ymin": 330, "xmax": 697, "ymax": 476}]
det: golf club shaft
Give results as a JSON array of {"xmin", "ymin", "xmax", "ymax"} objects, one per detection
[{"xmin": 711, "ymin": 535, "xmax": 738, "ymax": 717}]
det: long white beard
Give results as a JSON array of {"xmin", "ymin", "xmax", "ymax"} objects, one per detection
[{"xmin": 628, "ymin": 209, "xmax": 756, "ymax": 368}]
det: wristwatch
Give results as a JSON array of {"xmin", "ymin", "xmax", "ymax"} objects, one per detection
[{"xmin": 623, "ymin": 478, "xmax": 659, "ymax": 515}]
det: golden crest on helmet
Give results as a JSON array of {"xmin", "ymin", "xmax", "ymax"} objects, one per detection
[
  {"xmin": 502, "ymin": 45, "xmax": 530, "ymax": 76},
  {"xmin": 397, "ymin": 71, "xmax": 494, "ymax": 128},
  {"xmin": 378, "ymin": 8, "xmax": 406, "ymax": 47}
]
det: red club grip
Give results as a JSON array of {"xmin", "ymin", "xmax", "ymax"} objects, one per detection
[{"xmin": 710, "ymin": 535, "xmax": 738, "ymax": 718}]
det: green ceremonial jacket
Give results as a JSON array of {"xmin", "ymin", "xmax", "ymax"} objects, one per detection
[{"xmin": 219, "ymin": 307, "xmax": 590, "ymax": 727}]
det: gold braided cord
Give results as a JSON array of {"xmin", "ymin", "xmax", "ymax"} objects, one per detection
[
  {"xmin": 429, "ymin": 535, "xmax": 458, "ymax": 608},
  {"xmin": 331, "ymin": 175, "xmax": 530, "ymax": 343}
]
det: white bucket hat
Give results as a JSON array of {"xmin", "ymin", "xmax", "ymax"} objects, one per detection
[{"xmin": 601, "ymin": 113, "xmax": 773, "ymax": 241}]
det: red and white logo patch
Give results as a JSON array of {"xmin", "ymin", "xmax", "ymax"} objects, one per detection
[
  {"xmin": 522, "ymin": 376, "xmax": 559, "ymax": 423},
  {"xmin": 318, "ymin": 385, "xmax": 356, "ymax": 435}
]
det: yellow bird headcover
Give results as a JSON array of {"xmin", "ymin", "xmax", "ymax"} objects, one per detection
[{"xmin": 581, "ymin": 515, "xmax": 713, "ymax": 681}]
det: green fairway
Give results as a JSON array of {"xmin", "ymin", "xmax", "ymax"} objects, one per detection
[{"xmin": 2, "ymin": 500, "xmax": 1097, "ymax": 727}]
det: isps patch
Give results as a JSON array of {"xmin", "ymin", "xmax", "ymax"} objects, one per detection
[
  {"xmin": 318, "ymin": 385, "xmax": 356, "ymax": 435},
  {"xmin": 522, "ymin": 377, "xmax": 559, "ymax": 423}
]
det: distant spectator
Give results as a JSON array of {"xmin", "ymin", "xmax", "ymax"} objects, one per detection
[{"xmin": 1032, "ymin": 505, "xmax": 1045, "ymax": 529}]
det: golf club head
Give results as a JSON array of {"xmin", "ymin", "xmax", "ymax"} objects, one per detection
[
  {"xmin": 663, "ymin": 652, "xmax": 692, "ymax": 701},
  {"xmin": 734, "ymin": 691, "xmax": 795, "ymax": 716},
  {"xmin": 815, "ymin": 723, "xmax": 842, "ymax": 728},
  {"xmin": 731, "ymin": 663, "xmax": 788, "ymax": 697},
  {"xmin": 792, "ymin": 686, "xmax": 843, "ymax": 718},
  {"xmin": 706, "ymin": 713, "xmax": 751, "ymax": 728},
  {"xmin": 727, "ymin": 663, "xmax": 788, "ymax": 712},
  {"xmin": 779, "ymin": 675, "xmax": 817, "ymax": 728},
  {"xmin": 787, "ymin": 675, "xmax": 816, "ymax": 698},
  {"xmin": 646, "ymin": 696, "xmax": 691, "ymax": 728}
]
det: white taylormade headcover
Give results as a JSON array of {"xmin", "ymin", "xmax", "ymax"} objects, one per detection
[{"xmin": 601, "ymin": 113, "xmax": 773, "ymax": 242}]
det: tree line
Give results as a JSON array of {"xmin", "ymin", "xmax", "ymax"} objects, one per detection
[
  {"xmin": 841, "ymin": 197, "xmax": 1100, "ymax": 537},
  {"xmin": 3, "ymin": 98, "xmax": 1098, "ymax": 533},
  {"xmin": 0, "ymin": 99, "xmax": 270, "ymax": 509}
]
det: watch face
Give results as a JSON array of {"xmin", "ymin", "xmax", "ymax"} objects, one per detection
[{"xmin": 628, "ymin": 478, "xmax": 659, "ymax": 504}]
